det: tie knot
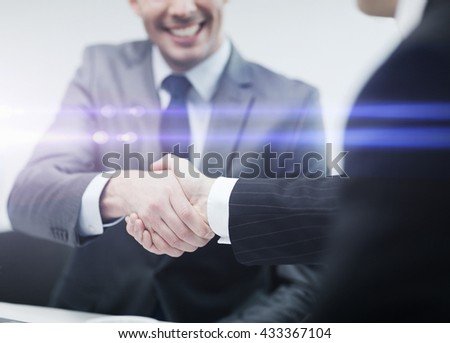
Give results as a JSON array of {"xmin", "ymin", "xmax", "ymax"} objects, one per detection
[{"xmin": 162, "ymin": 75, "xmax": 191, "ymax": 99}]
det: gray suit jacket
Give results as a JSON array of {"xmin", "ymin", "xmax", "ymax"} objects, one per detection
[{"xmin": 8, "ymin": 40, "xmax": 325, "ymax": 322}]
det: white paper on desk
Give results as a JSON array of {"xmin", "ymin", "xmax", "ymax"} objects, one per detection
[{"xmin": 86, "ymin": 315, "xmax": 160, "ymax": 323}]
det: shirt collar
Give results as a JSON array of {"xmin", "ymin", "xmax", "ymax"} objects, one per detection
[
  {"xmin": 152, "ymin": 39, "xmax": 231, "ymax": 102},
  {"xmin": 395, "ymin": 0, "xmax": 428, "ymax": 38}
]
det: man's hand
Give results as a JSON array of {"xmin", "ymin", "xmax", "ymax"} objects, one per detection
[
  {"xmin": 151, "ymin": 154, "xmax": 216, "ymax": 221},
  {"xmin": 125, "ymin": 155, "xmax": 217, "ymax": 256},
  {"xmin": 125, "ymin": 213, "xmax": 186, "ymax": 257},
  {"xmin": 101, "ymin": 169, "xmax": 214, "ymax": 257}
]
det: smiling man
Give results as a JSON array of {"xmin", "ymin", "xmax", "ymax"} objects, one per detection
[
  {"xmin": 129, "ymin": 0, "xmax": 225, "ymax": 72},
  {"xmin": 8, "ymin": 0, "xmax": 326, "ymax": 322}
]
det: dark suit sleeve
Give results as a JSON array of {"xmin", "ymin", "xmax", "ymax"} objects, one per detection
[
  {"xmin": 228, "ymin": 177, "xmax": 340, "ymax": 265},
  {"xmin": 7, "ymin": 48, "xmax": 100, "ymax": 246}
]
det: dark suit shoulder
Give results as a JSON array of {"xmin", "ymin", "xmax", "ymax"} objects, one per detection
[
  {"xmin": 355, "ymin": 13, "xmax": 450, "ymax": 105},
  {"xmin": 415, "ymin": 1, "xmax": 450, "ymax": 43}
]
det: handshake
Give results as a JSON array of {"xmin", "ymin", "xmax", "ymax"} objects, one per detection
[{"xmin": 102, "ymin": 155, "xmax": 217, "ymax": 258}]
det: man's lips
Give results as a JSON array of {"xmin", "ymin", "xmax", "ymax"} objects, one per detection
[{"xmin": 166, "ymin": 22, "xmax": 205, "ymax": 38}]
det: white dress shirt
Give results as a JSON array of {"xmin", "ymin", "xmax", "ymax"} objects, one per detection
[
  {"xmin": 78, "ymin": 40, "xmax": 231, "ymax": 236},
  {"xmin": 206, "ymin": 0, "xmax": 430, "ymax": 245}
]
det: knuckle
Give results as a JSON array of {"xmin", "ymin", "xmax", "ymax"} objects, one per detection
[
  {"xmin": 198, "ymin": 226, "xmax": 210, "ymax": 238},
  {"xmin": 178, "ymin": 206, "xmax": 193, "ymax": 222},
  {"xmin": 192, "ymin": 223, "xmax": 210, "ymax": 239},
  {"xmin": 177, "ymin": 228, "xmax": 192, "ymax": 241}
]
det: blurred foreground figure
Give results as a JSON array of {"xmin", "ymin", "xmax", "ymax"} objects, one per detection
[{"xmin": 311, "ymin": 0, "xmax": 450, "ymax": 322}]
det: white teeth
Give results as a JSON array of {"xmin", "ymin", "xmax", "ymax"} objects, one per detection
[{"xmin": 170, "ymin": 24, "xmax": 200, "ymax": 38}]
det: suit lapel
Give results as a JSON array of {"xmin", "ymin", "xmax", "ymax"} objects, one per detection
[
  {"xmin": 203, "ymin": 48, "xmax": 255, "ymax": 176},
  {"xmin": 122, "ymin": 41, "xmax": 161, "ymax": 110}
]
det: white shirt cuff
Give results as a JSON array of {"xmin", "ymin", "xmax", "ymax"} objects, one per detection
[
  {"xmin": 78, "ymin": 173, "xmax": 123, "ymax": 236},
  {"xmin": 207, "ymin": 177, "xmax": 239, "ymax": 244}
]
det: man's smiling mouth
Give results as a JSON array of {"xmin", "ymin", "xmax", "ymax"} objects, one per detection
[{"xmin": 168, "ymin": 22, "xmax": 204, "ymax": 38}]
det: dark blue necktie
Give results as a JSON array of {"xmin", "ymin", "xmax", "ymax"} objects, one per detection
[{"xmin": 160, "ymin": 75, "xmax": 191, "ymax": 159}]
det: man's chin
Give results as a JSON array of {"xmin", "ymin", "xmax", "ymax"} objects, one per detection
[{"xmin": 164, "ymin": 51, "xmax": 207, "ymax": 71}]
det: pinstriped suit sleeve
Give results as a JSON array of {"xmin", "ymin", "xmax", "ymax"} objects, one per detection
[{"xmin": 229, "ymin": 177, "xmax": 341, "ymax": 265}]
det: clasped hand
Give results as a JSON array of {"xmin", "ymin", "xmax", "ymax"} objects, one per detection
[{"xmin": 124, "ymin": 155, "xmax": 215, "ymax": 257}]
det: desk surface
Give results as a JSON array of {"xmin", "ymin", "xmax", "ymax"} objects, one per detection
[{"xmin": 0, "ymin": 302, "xmax": 158, "ymax": 323}]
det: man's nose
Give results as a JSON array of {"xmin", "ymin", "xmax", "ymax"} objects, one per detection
[{"xmin": 167, "ymin": 0, "xmax": 198, "ymax": 18}]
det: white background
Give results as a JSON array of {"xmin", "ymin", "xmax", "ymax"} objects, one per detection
[{"xmin": 0, "ymin": 0, "xmax": 400, "ymax": 231}]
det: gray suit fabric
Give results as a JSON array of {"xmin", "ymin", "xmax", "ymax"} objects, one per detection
[{"xmin": 8, "ymin": 40, "xmax": 325, "ymax": 322}]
